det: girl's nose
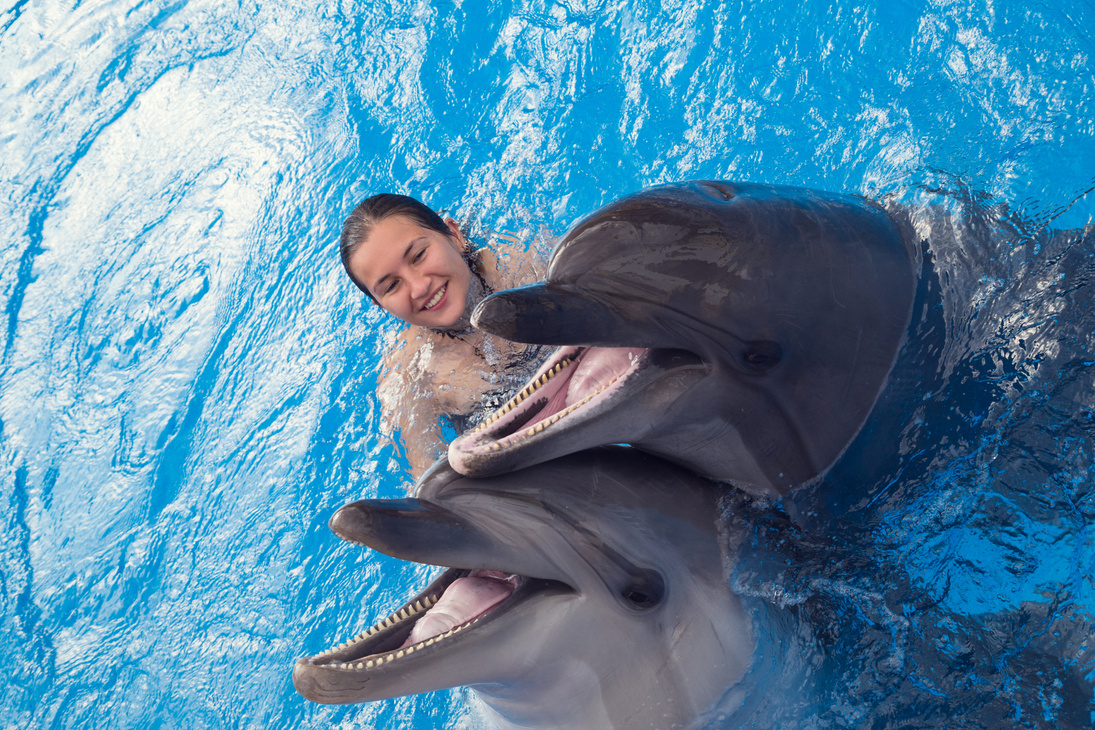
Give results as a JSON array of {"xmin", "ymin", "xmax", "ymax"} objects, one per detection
[{"xmin": 408, "ymin": 271, "xmax": 430, "ymax": 300}]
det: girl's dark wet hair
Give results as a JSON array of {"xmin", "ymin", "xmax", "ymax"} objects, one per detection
[{"xmin": 339, "ymin": 193, "xmax": 455, "ymax": 302}]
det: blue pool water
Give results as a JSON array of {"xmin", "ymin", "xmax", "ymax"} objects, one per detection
[{"xmin": 1, "ymin": 1, "xmax": 1093, "ymax": 727}]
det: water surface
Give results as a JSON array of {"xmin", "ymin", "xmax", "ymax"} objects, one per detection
[{"xmin": 1, "ymin": 0, "xmax": 1093, "ymax": 727}]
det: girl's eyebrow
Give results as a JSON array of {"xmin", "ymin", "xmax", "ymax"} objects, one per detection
[{"xmin": 372, "ymin": 237, "xmax": 427, "ymax": 292}]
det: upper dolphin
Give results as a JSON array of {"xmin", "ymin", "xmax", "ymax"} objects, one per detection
[
  {"xmin": 449, "ymin": 181, "xmax": 918, "ymax": 497},
  {"xmin": 293, "ymin": 447, "xmax": 756, "ymax": 729}
]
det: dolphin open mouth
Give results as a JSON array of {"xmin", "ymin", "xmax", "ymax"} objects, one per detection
[
  {"xmin": 449, "ymin": 345, "xmax": 706, "ymax": 476},
  {"xmin": 294, "ymin": 520, "xmax": 573, "ymax": 706},
  {"xmin": 296, "ymin": 569, "xmax": 509, "ymax": 675},
  {"xmin": 464, "ymin": 346, "xmax": 646, "ymax": 443}
]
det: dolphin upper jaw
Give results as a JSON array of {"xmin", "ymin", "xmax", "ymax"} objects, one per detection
[{"xmin": 448, "ymin": 345, "xmax": 709, "ymax": 477}]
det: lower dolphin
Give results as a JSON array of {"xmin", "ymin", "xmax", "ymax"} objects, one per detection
[
  {"xmin": 448, "ymin": 181, "xmax": 918, "ymax": 497},
  {"xmin": 293, "ymin": 448, "xmax": 756, "ymax": 729}
]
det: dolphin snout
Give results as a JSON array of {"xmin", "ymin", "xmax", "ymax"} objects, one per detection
[
  {"xmin": 474, "ymin": 284, "xmax": 621, "ymax": 345},
  {"xmin": 328, "ymin": 501, "xmax": 374, "ymax": 543},
  {"xmin": 292, "ymin": 659, "xmax": 330, "ymax": 704}
]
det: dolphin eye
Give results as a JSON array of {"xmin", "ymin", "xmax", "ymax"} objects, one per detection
[
  {"xmin": 740, "ymin": 340, "xmax": 783, "ymax": 373},
  {"xmin": 620, "ymin": 570, "xmax": 665, "ymax": 611}
]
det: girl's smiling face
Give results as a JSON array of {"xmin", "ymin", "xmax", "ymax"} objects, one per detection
[{"xmin": 349, "ymin": 215, "xmax": 472, "ymax": 328}]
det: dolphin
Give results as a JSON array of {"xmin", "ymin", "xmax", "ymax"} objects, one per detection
[
  {"xmin": 292, "ymin": 447, "xmax": 756, "ymax": 729},
  {"xmin": 448, "ymin": 181, "xmax": 919, "ymax": 497}
]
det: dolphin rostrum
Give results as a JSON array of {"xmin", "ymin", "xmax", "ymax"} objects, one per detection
[
  {"xmin": 292, "ymin": 447, "xmax": 756, "ymax": 729},
  {"xmin": 449, "ymin": 181, "xmax": 918, "ymax": 497}
]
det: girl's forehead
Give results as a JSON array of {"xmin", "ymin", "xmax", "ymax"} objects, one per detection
[
  {"xmin": 371, "ymin": 214, "xmax": 429, "ymax": 241},
  {"xmin": 351, "ymin": 218, "xmax": 420, "ymax": 281}
]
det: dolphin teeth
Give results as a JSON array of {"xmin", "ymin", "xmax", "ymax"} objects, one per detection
[
  {"xmin": 396, "ymin": 650, "xmax": 405, "ymax": 659},
  {"xmin": 414, "ymin": 600, "xmax": 424, "ymax": 612},
  {"xmin": 355, "ymin": 662, "xmax": 363, "ymax": 670},
  {"xmin": 366, "ymin": 659, "xmax": 375, "ymax": 668}
]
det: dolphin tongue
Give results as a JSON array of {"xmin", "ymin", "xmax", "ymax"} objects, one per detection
[
  {"xmin": 563, "ymin": 347, "xmax": 645, "ymax": 407},
  {"xmin": 531, "ymin": 347, "xmax": 645, "ymax": 423},
  {"xmin": 401, "ymin": 571, "xmax": 516, "ymax": 648}
]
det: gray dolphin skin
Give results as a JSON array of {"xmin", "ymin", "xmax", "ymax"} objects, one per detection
[
  {"xmin": 448, "ymin": 181, "xmax": 918, "ymax": 497},
  {"xmin": 292, "ymin": 447, "xmax": 755, "ymax": 729}
]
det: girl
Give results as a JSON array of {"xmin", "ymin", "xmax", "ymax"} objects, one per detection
[{"xmin": 340, "ymin": 194, "xmax": 547, "ymax": 476}]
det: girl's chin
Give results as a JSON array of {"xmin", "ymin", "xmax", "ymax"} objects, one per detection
[
  {"xmin": 429, "ymin": 286, "xmax": 470, "ymax": 326},
  {"xmin": 418, "ymin": 302, "xmax": 463, "ymax": 328}
]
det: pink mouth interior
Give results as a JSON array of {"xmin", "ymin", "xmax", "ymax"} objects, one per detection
[
  {"xmin": 400, "ymin": 571, "xmax": 517, "ymax": 648},
  {"xmin": 534, "ymin": 347, "xmax": 646, "ymax": 428},
  {"xmin": 423, "ymin": 282, "xmax": 447, "ymax": 312}
]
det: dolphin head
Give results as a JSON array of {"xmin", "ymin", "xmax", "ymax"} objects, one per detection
[
  {"xmin": 449, "ymin": 181, "xmax": 918, "ymax": 496},
  {"xmin": 292, "ymin": 448, "xmax": 754, "ymax": 729}
]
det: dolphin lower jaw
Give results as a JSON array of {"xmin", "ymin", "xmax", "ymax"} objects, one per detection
[
  {"xmin": 293, "ymin": 567, "xmax": 572, "ymax": 703},
  {"xmin": 449, "ymin": 346, "xmax": 707, "ymax": 476}
]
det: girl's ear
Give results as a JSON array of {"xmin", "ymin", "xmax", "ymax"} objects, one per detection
[{"xmin": 444, "ymin": 218, "xmax": 468, "ymax": 251}]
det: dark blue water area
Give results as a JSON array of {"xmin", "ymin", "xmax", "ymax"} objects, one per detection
[{"xmin": 1, "ymin": 0, "xmax": 1093, "ymax": 728}]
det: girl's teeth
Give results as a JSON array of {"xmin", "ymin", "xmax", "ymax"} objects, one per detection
[{"xmin": 425, "ymin": 284, "xmax": 446, "ymax": 310}]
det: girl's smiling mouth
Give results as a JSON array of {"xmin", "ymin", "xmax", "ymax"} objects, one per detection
[{"xmin": 423, "ymin": 283, "xmax": 447, "ymax": 311}]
